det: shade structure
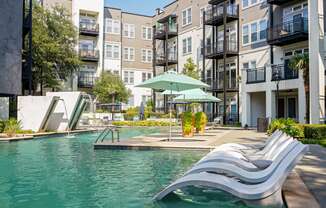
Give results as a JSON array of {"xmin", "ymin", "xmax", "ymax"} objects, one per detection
[
  {"xmin": 135, "ymin": 71, "xmax": 209, "ymax": 91},
  {"xmin": 173, "ymin": 89, "xmax": 221, "ymax": 103},
  {"xmin": 135, "ymin": 71, "xmax": 209, "ymax": 141},
  {"xmin": 161, "ymin": 90, "xmax": 183, "ymax": 95}
]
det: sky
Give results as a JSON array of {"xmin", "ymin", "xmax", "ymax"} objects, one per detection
[{"xmin": 105, "ymin": 0, "xmax": 174, "ymax": 16}]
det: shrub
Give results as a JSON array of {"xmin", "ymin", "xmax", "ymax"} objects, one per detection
[
  {"xmin": 181, "ymin": 112, "xmax": 194, "ymax": 137},
  {"xmin": 304, "ymin": 124, "xmax": 326, "ymax": 140},
  {"xmin": 299, "ymin": 138, "xmax": 326, "ymax": 147},
  {"xmin": 4, "ymin": 118, "xmax": 22, "ymax": 137},
  {"xmin": 0, "ymin": 120, "xmax": 5, "ymax": 133},
  {"xmin": 195, "ymin": 112, "xmax": 207, "ymax": 133},
  {"xmin": 267, "ymin": 118, "xmax": 304, "ymax": 138}
]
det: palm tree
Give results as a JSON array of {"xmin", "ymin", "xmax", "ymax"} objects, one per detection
[{"xmin": 289, "ymin": 53, "xmax": 309, "ymax": 123}]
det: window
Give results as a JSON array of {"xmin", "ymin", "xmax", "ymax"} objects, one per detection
[
  {"xmin": 124, "ymin": 71, "xmax": 134, "ymax": 85},
  {"xmin": 141, "ymin": 49, "xmax": 152, "ymax": 63},
  {"xmin": 105, "ymin": 18, "xmax": 120, "ymax": 34},
  {"xmin": 142, "ymin": 72, "xmax": 146, "ymax": 82},
  {"xmin": 242, "ymin": 0, "xmax": 265, "ymax": 9},
  {"xmin": 105, "ymin": 43, "xmax": 120, "ymax": 59},
  {"xmin": 147, "ymin": 73, "xmax": 152, "ymax": 79},
  {"xmin": 142, "ymin": 26, "xmax": 152, "ymax": 40},
  {"xmin": 123, "ymin": 47, "xmax": 135, "ymax": 61},
  {"xmin": 242, "ymin": 25, "xmax": 249, "ymax": 45},
  {"xmin": 251, "ymin": 23, "xmax": 258, "ymax": 42},
  {"xmin": 243, "ymin": 60, "xmax": 256, "ymax": 69},
  {"xmin": 123, "ymin": 24, "xmax": 135, "ymax": 38},
  {"xmin": 242, "ymin": 19, "xmax": 267, "ymax": 45},
  {"xmin": 259, "ymin": 20, "xmax": 267, "ymax": 40},
  {"xmin": 182, "ymin": 37, "xmax": 192, "ymax": 55},
  {"xmin": 142, "ymin": 72, "xmax": 152, "ymax": 82},
  {"xmin": 182, "ymin": 7, "xmax": 192, "ymax": 26}
]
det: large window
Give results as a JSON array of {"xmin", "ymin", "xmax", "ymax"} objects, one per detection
[
  {"xmin": 105, "ymin": 18, "xmax": 120, "ymax": 34},
  {"xmin": 123, "ymin": 24, "xmax": 135, "ymax": 38},
  {"xmin": 124, "ymin": 71, "xmax": 134, "ymax": 85},
  {"xmin": 142, "ymin": 72, "xmax": 152, "ymax": 82},
  {"xmin": 242, "ymin": 19, "xmax": 267, "ymax": 45},
  {"xmin": 182, "ymin": 7, "xmax": 192, "ymax": 26},
  {"xmin": 123, "ymin": 47, "xmax": 135, "ymax": 61},
  {"xmin": 105, "ymin": 43, "xmax": 120, "ymax": 59},
  {"xmin": 182, "ymin": 37, "xmax": 192, "ymax": 55},
  {"xmin": 142, "ymin": 26, "xmax": 152, "ymax": 40},
  {"xmin": 141, "ymin": 49, "xmax": 152, "ymax": 63}
]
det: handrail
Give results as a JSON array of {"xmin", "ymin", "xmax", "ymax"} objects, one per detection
[{"xmin": 95, "ymin": 127, "xmax": 120, "ymax": 143}]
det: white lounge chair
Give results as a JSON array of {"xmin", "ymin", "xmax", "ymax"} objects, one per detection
[
  {"xmin": 184, "ymin": 140, "xmax": 300, "ymax": 184},
  {"xmin": 196, "ymin": 134, "xmax": 292, "ymax": 171},
  {"xmin": 153, "ymin": 143, "xmax": 308, "ymax": 208}
]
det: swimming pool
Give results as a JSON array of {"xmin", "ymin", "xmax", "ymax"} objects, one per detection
[{"xmin": 0, "ymin": 129, "xmax": 250, "ymax": 208}]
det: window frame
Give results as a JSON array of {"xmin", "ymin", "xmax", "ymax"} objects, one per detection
[
  {"xmin": 242, "ymin": 18, "xmax": 267, "ymax": 46},
  {"xmin": 123, "ymin": 23, "xmax": 135, "ymax": 39},
  {"xmin": 105, "ymin": 18, "xmax": 120, "ymax": 34},
  {"xmin": 182, "ymin": 7, "xmax": 192, "ymax": 27},
  {"xmin": 105, "ymin": 42, "xmax": 120, "ymax": 59},
  {"xmin": 123, "ymin": 47, "xmax": 135, "ymax": 61}
]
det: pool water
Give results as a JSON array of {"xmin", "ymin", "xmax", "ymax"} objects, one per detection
[{"xmin": 0, "ymin": 129, "xmax": 250, "ymax": 208}]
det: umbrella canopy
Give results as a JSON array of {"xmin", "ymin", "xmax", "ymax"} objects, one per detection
[
  {"xmin": 161, "ymin": 90, "xmax": 183, "ymax": 95},
  {"xmin": 173, "ymin": 89, "xmax": 221, "ymax": 103},
  {"xmin": 135, "ymin": 71, "xmax": 209, "ymax": 91}
]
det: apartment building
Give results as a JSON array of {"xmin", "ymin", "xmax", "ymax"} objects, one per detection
[
  {"xmin": 240, "ymin": 0, "xmax": 325, "ymax": 126},
  {"xmin": 153, "ymin": 0, "xmax": 212, "ymax": 111},
  {"xmin": 153, "ymin": 0, "xmax": 325, "ymax": 125},
  {"xmin": 104, "ymin": 7, "xmax": 154, "ymax": 107},
  {"xmin": 42, "ymin": 0, "xmax": 104, "ymax": 92}
]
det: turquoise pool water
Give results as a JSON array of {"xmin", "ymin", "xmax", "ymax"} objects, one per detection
[{"xmin": 0, "ymin": 129, "xmax": 250, "ymax": 208}]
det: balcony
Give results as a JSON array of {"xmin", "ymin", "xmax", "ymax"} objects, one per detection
[
  {"xmin": 211, "ymin": 79, "xmax": 238, "ymax": 92},
  {"xmin": 79, "ymin": 49, "xmax": 99, "ymax": 62},
  {"xmin": 154, "ymin": 24, "xmax": 178, "ymax": 40},
  {"xmin": 78, "ymin": 72, "xmax": 96, "ymax": 88},
  {"xmin": 267, "ymin": 17, "xmax": 308, "ymax": 46},
  {"xmin": 155, "ymin": 50, "xmax": 178, "ymax": 66},
  {"xmin": 271, "ymin": 64, "xmax": 298, "ymax": 81},
  {"xmin": 267, "ymin": 0, "xmax": 291, "ymax": 5},
  {"xmin": 205, "ymin": 4, "xmax": 238, "ymax": 26},
  {"xmin": 246, "ymin": 67, "xmax": 266, "ymax": 84},
  {"xmin": 79, "ymin": 21, "xmax": 99, "ymax": 36},
  {"xmin": 205, "ymin": 40, "xmax": 238, "ymax": 59}
]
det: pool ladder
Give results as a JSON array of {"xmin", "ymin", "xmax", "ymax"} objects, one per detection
[{"xmin": 95, "ymin": 127, "xmax": 120, "ymax": 143}]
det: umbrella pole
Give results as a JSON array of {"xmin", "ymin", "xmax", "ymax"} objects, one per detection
[{"xmin": 169, "ymin": 89, "xmax": 172, "ymax": 141}]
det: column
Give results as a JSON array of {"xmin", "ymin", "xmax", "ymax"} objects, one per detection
[
  {"xmin": 298, "ymin": 82, "xmax": 307, "ymax": 124},
  {"xmin": 266, "ymin": 89, "xmax": 275, "ymax": 122},
  {"xmin": 309, "ymin": 0, "xmax": 325, "ymax": 124},
  {"xmin": 241, "ymin": 92, "xmax": 251, "ymax": 127}
]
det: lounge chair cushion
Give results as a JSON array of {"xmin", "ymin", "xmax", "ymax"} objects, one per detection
[{"xmin": 252, "ymin": 159, "xmax": 272, "ymax": 169}]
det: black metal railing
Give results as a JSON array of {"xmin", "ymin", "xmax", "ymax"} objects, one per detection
[
  {"xmin": 79, "ymin": 21, "xmax": 99, "ymax": 34},
  {"xmin": 154, "ymin": 23, "xmax": 178, "ymax": 38},
  {"xmin": 79, "ymin": 49, "xmax": 99, "ymax": 60},
  {"xmin": 212, "ymin": 78, "xmax": 237, "ymax": 90},
  {"xmin": 206, "ymin": 40, "xmax": 238, "ymax": 56},
  {"xmin": 267, "ymin": 17, "xmax": 308, "ymax": 42},
  {"xmin": 246, "ymin": 67, "xmax": 266, "ymax": 84},
  {"xmin": 156, "ymin": 50, "xmax": 177, "ymax": 64},
  {"xmin": 78, "ymin": 72, "xmax": 96, "ymax": 88},
  {"xmin": 205, "ymin": 4, "xmax": 238, "ymax": 23},
  {"xmin": 271, "ymin": 64, "xmax": 298, "ymax": 81}
]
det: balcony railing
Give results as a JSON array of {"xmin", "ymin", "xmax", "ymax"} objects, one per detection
[
  {"xmin": 205, "ymin": 4, "xmax": 238, "ymax": 25},
  {"xmin": 271, "ymin": 64, "xmax": 298, "ymax": 81},
  {"xmin": 246, "ymin": 67, "xmax": 266, "ymax": 84},
  {"xmin": 156, "ymin": 50, "xmax": 177, "ymax": 66},
  {"xmin": 205, "ymin": 40, "xmax": 238, "ymax": 58},
  {"xmin": 79, "ymin": 21, "xmax": 99, "ymax": 36},
  {"xmin": 79, "ymin": 49, "xmax": 99, "ymax": 62},
  {"xmin": 267, "ymin": 17, "xmax": 308, "ymax": 46},
  {"xmin": 78, "ymin": 72, "xmax": 96, "ymax": 88},
  {"xmin": 212, "ymin": 78, "xmax": 237, "ymax": 91},
  {"xmin": 154, "ymin": 23, "xmax": 178, "ymax": 40},
  {"xmin": 267, "ymin": 0, "xmax": 289, "ymax": 5}
]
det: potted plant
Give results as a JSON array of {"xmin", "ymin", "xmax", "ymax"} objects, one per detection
[
  {"xmin": 4, "ymin": 118, "xmax": 22, "ymax": 137},
  {"xmin": 182, "ymin": 112, "xmax": 194, "ymax": 137},
  {"xmin": 195, "ymin": 112, "xmax": 207, "ymax": 134}
]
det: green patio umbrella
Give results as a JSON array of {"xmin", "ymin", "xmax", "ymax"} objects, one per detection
[
  {"xmin": 135, "ymin": 71, "xmax": 209, "ymax": 140},
  {"xmin": 173, "ymin": 89, "xmax": 221, "ymax": 103}
]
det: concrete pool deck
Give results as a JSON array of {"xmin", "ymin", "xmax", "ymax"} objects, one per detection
[{"xmin": 94, "ymin": 128, "xmax": 325, "ymax": 208}]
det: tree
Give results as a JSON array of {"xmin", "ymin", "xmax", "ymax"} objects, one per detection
[
  {"xmin": 93, "ymin": 72, "xmax": 130, "ymax": 104},
  {"xmin": 31, "ymin": 2, "xmax": 81, "ymax": 93},
  {"xmin": 183, "ymin": 58, "xmax": 199, "ymax": 80},
  {"xmin": 289, "ymin": 53, "xmax": 309, "ymax": 123}
]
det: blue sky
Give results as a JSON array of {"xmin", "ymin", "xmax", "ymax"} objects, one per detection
[{"xmin": 105, "ymin": 0, "xmax": 174, "ymax": 16}]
